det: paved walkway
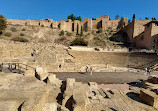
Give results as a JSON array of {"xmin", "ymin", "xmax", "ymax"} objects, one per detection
[{"xmin": 54, "ymin": 72, "xmax": 156, "ymax": 84}]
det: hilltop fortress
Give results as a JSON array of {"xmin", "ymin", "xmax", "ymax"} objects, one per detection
[
  {"xmin": 7, "ymin": 15, "xmax": 128, "ymax": 32},
  {"xmin": 6, "ymin": 15, "xmax": 158, "ymax": 50}
]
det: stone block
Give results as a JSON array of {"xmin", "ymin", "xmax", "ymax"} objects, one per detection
[
  {"xmin": 48, "ymin": 74, "xmax": 61, "ymax": 86},
  {"xmin": 35, "ymin": 66, "xmax": 48, "ymax": 80},
  {"xmin": 140, "ymin": 88, "xmax": 158, "ymax": 110},
  {"xmin": 24, "ymin": 69, "xmax": 35, "ymax": 77},
  {"xmin": 66, "ymin": 78, "xmax": 75, "ymax": 89},
  {"xmin": 88, "ymin": 82, "xmax": 98, "ymax": 91},
  {"xmin": 42, "ymin": 102, "xmax": 57, "ymax": 111}
]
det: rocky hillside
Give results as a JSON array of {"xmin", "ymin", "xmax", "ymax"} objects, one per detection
[
  {"xmin": 0, "ymin": 24, "xmax": 60, "ymax": 43},
  {"xmin": 0, "ymin": 24, "xmax": 128, "ymax": 49}
]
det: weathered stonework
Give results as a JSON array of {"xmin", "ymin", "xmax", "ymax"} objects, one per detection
[{"xmin": 7, "ymin": 15, "xmax": 128, "ymax": 33}]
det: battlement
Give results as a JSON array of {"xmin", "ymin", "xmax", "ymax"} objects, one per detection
[{"xmin": 7, "ymin": 15, "xmax": 128, "ymax": 32}]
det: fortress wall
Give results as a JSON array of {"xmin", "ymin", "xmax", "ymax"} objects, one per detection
[
  {"xmin": 7, "ymin": 19, "xmax": 26, "ymax": 25},
  {"xmin": 73, "ymin": 20, "xmax": 81, "ymax": 32},
  {"xmin": 143, "ymin": 23, "xmax": 152, "ymax": 49},
  {"xmin": 134, "ymin": 32, "xmax": 145, "ymax": 48},
  {"xmin": 59, "ymin": 20, "xmax": 66, "ymax": 31},
  {"xmin": 133, "ymin": 20, "xmax": 151, "ymax": 37},
  {"xmin": 100, "ymin": 15, "xmax": 109, "ymax": 21},
  {"xmin": 26, "ymin": 20, "xmax": 39, "ymax": 26},
  {"xmin": 87, "ymin": 19, "xmax": 93, "ymax": 30},
  {"xmin": 7, "ymin": 15, "xmax": 129, "ymax": 33},
  {"xmin": 42, "ymin": 21, "xmax": 52, "ymax": 27},
  {"xmin": 65, "ymin": 21, "xmax": 73, "ymax": 32},
  {"xmin": 123, "ymin": 22, "xmax": 135, "ymax": 43},
  {"xmin": 107, "ymin": 20, "xmax": 119, "ymax": 29},
  {"xmin": 151, "ymin": 23, "xmax": 158, "ymax": 36},
  {"xmin": 52, "ymin": 21, "xmax": 58, "ymax": 29},
  {"xmin": 92, "ymin": 20, "xmax": 100, "ymax": 30},
  {"xmin": 124, "ymin": 18, "xmax": 128, "ymax": 26},
  {"xmin": 134, "ymin": 23, "xmax": 154, "ymax": 49}
]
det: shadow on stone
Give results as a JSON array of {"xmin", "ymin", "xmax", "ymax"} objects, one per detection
[
  {"xmin": 126, "ymin": 92, "xmax": 142, "ymax": 103},
  {"xmin": 18, "ymin": 102, "xmax": 25, "ymax": 111},
  {"xmin": 110, "ymin": 108, "xmax": 118, "ymax": 111},
  {"xmin": 65, "ymin": 96, "xmax": 76, "ymax": 111},
  {"xmin": 56, "ymin": 81, "xmax": 66, "ymax": 105}
]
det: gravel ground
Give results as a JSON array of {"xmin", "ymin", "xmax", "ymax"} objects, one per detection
[{"xmin": 53, "ymin": 72, "xmax": 151, "ymax": 84}]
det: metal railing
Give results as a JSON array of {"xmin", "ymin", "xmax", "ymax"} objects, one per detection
[{"xmin": 0, "ymin": 62, "xmax": 35, "ymax": 74}]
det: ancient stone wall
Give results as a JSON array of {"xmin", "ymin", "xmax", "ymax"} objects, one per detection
[
  {"xmin": 7, "ymin": 15, "xmax": 128, "ymax": 32},
  {"xmin": 133, "ymin": 21, "xmax": 158, "ymax": 49},
  {"xmin": 124, "ymin": 20, "xmax": 151, "ymax": 44},
  {"xmin": 123, "ymin": 22, "xmax": 134, "ymax": 43},
  {"xmin": 7, "ymin": 19, "xmax": 26, "ymax": 26},
  {"xmin": 133, "ymin": 20, "xmax": 151, "ymax": 38}
]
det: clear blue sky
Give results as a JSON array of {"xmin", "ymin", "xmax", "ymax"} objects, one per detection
[{"xmin": 1, "ymin": 0, "xmax": 158, "ymax": 21}]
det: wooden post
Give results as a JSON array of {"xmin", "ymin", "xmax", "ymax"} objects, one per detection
[
  {"xmin": 14, "ymin": 63, "xmax": 16, "ymax": 70},
  {"xmin": 8, "ymin": 63, "xmax": 10, "ymax": 71},
  {"xmin": 10, "ymin": 64, "xmax": 12, "ymax": 72},
  {"xmin": 18, "ymin": 64, "xmax": 21, "ymax": 74},
  {"xmin": 18, "ymin": 63, "xmax": 19, "ymax": 70}
]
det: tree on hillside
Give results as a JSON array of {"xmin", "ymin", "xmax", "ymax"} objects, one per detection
[
  {"xmin": 76, "ymin": 16, "xmax": 81, "ymax": 21},
  {"xmin": 0, "ymin": 15, "xmax": 5, "ymax": 19},
  {"xmin": 145, "ymin": 17, "xmax": 149, "ymax": 20},
  {"xmin": 76, "ymin": 23, "xmax": 79, "ymax": 35},
  {"xmin": 67, "ymin": 14, "xmax": 82, "ymax": 21},
  {"xmin": 80, "ymin": 26, "xmax": 83, "ymax": 36},
  {"xmin": 152, "ymin": 17, "xmax": 156, "ymax": 20},
  {"xmin": 0, "ymin": 15, "xmax": 7, "ymax": 34},
  {"xmin": 92, "ymin": 18, "xmax": 96, "ymax": 20},
  {"xmin": 132, "ymin": 14, "xmax": 135, "ymax": 21},
  {"xmin": 128, "ymin": 20, "xmax": 131, "ymax": 23},
  {"xmin": 117, "ymin": 17, "xmax": 125, "ymax": 30},
  {"xmin": 115, "ymin": 14, "xmax": 119, "ymax": 20}
]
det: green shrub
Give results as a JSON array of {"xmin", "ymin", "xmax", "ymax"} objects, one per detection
[
  {"xmin": 85, "ymin": 28, "xmax": 88, "ymax": 32},
  {"xmin": 97, "ymin": 28, "xmax": 103, "ymax": 33},
  {"xmin": 22, "ymin": 28, "xmax": 25, "ymax": 31},
  {"xmin": 59, "ymin": 30, "xmax": 65, "ymax": 36},
  {"xmin": 70, "ymin": 37, "xmax": 88, "ymax": 46},
  {"xmin": 11, "ymin": 27, "xmax": 17, "ymax": 32},
  {"xmin": 66, "ymin": 32, "xmax": 72, "ymax": 36},
  {"xmin": 60, "ymin": 36, "xmax": 67, "ymax": 41},
  {"xmin": 20, "ymin": 33, "xmax": 25, "ymax": 36},
  {"xmin": 0, "ymin": 15, "xmax": 7, "ymax": 34},
  {"xmin": 92, "ymin": 31, "xmax": 96, "ymax": 35},
  {"xmin": 11, "ymin": 37, "xmax": 28, "ymax": 42},
  {"xmin": 4, "ymin": 32, "xmax": 12, "ymax": 37}
]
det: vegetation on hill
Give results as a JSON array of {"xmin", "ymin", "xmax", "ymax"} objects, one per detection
[
  {"xmin": 115, "ymin": 14, "xmax": 119, "ymax": 20},
  {"xmin": 117, "ymin": 17, "xmax": 125, "ymax": 30},
  {"xmin": 145, "ymin": 17, "xmax": 149, "ymax": 20},
  {"xmin": 0, "ymin": 15, "xmax": 7, "ymax": 34},
  {"xmin": 59, "ymin": 30, "xmax": 65, "ymax": 36},
  {"xmin": 4, "ymin": 32, "xmax": 12, "ymax": 37},
  {"xmin": 67, "ymin": 14, "xmax": 81, "ymax": 21},
  {"xmin": 132, "ymin": 14, "xmax": 135, "ymax": 21},
  {"xmin": 11, "ymin": 37, "xmax": 28, "ymax": 42},
  {"xmin": 70, "ymin": 37, "xmax": 88, "ymax": 46}
]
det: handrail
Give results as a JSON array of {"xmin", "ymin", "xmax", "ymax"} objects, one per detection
[{"xmin": 0, "ymin": 62, "xmax": 36, "ymax": 74}]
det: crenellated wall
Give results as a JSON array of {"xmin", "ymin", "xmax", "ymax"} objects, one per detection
[{"xmin": 7, "ymin": 15, "xmax": 128, "ymax": 32}]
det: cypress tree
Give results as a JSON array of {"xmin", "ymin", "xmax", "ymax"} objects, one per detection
[
  {"xmin": 77, "ymin": 23, "xmax": 79, "ymax": 35},
  {"xmin": 80, "ymin": 26, "xmax": 83, "ymax": 36}
]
